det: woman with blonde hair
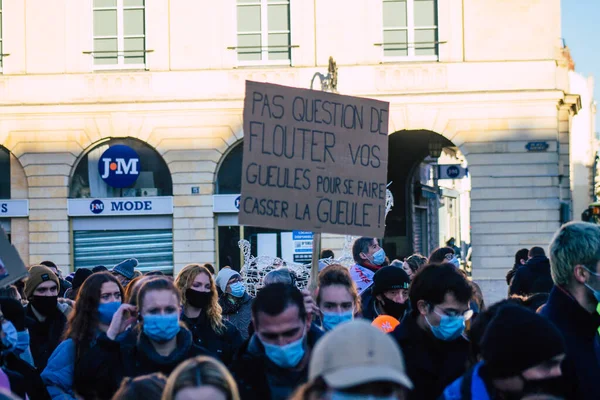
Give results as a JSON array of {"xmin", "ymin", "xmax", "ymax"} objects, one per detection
[
  {"xmin": 162, "ymin": 356, "xmax": 240, "ymax": 400},
  {"xmin": 175, "ymin": 264, "xmax": 243, "ymax": 366}
]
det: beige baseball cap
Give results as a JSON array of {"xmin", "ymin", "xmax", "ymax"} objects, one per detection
[{"xmin": 309, "ymin": 320, "xmax": 413, "ymax": 390}]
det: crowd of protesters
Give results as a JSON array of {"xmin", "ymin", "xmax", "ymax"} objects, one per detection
[{"xmin": 0, "ymin": 221, "xmax": 597, "ymax": 399}]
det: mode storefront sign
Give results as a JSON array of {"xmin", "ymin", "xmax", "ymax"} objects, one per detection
[
  {"xmin": 68, "ymin": 197, "xmax": 173, "ymax": 217},
  {"xmin": 0, "ymin": 200, "xmax": 29, "ymax": 217},
  {"xmin": 213, "ymin": 194, "xmax": 241, "ymax": 213}
]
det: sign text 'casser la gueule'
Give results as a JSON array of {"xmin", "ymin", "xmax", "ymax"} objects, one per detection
[
  {"xmin": 239, "ymin": 81, "xmax": 389, "ymax": 237},
  {"xmin": 98, "ymin": 144, "xmax": 141, "ymax": 188}
]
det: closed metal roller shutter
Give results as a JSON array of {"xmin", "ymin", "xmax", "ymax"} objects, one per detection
[
  {"xmin": 73, "ymin": 229, "xmax": 173, "ymax": 274},
  {"xmin": 414, "ymin": 208, "xmax": 427, "ymax": 255}
]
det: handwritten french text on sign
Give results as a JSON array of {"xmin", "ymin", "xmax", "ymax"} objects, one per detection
[{"xmin": 239, "ymin": 81, "xmax": 389, "ymax": 237}]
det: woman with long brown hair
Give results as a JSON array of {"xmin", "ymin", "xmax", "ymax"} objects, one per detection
[
  {"xmin": 175, "ymin": 264, "xmax": 243, "ymax": 366},
  {"xmin": 41, "ymin": 272, "xmax": 124, "ymax": 400},
  {"xmin": 73, "ymin": 277, "xmax": 211, "ymax": 400}
]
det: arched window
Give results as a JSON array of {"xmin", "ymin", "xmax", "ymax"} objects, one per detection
[
  {"xmin": 69, "ymin": 138, "xmax": 172, "ymax": 198},
  {"xmin": 0, "ymin": 146, "xmax": 10, "ymax": 199},
  {"xmin": 216, "ymin": 142, "xmax": 242, "ymax": 195}
]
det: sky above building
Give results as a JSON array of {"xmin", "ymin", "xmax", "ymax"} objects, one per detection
[{"xmin": 562, "ymin": 0, "xmax": 599, "ymax": 130}]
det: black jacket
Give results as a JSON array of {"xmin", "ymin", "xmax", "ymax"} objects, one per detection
[
  {"xmin": 505, "ymin": 263, "xmax": 522, "ymax": 286},
  {"xmin": 181, "ymin": 311, "xmax": 244, "ymax": 367},
  {"xmin": 73, "ymin": 326, "xmax": 212, "ymax": 400},
  {"xmin": 540, "ymin": 286, "xmax": 600, "ymax": 400},
  {"xmin": 25, "ymin": 304, "xmax": 68, "ymax": 371},
  {"xmin": 391, "ymin": 314, "xmax": 469, "ymax": 400},
  {"xmin": 509, "ymin": 256, "xmax": 553, "ymax": 296},
  {"xmin": 232, "ymin": 324, "xmax": 323, "ymax": 400},
  {"xmin": 3, "ymin": 352, "xmax": 50, "ymax": 400}
]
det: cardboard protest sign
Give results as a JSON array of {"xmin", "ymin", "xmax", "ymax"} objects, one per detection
[
  {"xmin": 0, "ymin": 227, "xmax": 29, "ymax": 288},
  {"xmin": 239, "ymin": 81, "xmax": 389, "ymax": 237}
]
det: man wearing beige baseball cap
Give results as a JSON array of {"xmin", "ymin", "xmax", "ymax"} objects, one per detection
[{"xmin": 290, "ymin": 319, "xmax": 412, "ymax": 400}]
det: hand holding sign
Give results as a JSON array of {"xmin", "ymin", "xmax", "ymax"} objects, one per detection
[{"xmin": 239, "ymin": 81, "xmax": 389, "ymax": 237}]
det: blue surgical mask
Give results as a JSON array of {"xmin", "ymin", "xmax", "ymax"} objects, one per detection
[
  {"xmin": 143, "ymin": 314, "xmax": 181, "ymax": 343},
  {"xmin": 450, "ymin": 257, "xmax": 460, "ymax": 268},
  {"xmin": 425, "ymin": 310, "xmax": 465, "ymax": 341},
  {"xmin": 583, "ymin": 266, "xmax": 600, "ymax": 302},
  {"xmin": 372, "ymin": 248, "xmax": 386, "ymax": 266},
  {"xmin": 98, "ymin": 302, "xmax": 121, "ymax": 325},
  {"xmin": 15, "ymin": 330, "xmax": 29, "ymax": 354},
  {"xmin": 1, "ymin": 321, "xmax": 17, "ymax": 351},
  {"xmin": 260, "ymin": 331, "xmax": 306, "ymax": 368},
  {"xmin": 230, "ymin": 282, "xmax": 246, "ymax": 298},
  {"xmin": 330, "ymin": 392, "xmax": 397, "ymax": 400},
  {"xmin": 322, "ymin": 310, "xmax": 354, "ymax": 331}
]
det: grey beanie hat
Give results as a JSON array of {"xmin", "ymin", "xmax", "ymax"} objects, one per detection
[{"xmin": 112, "ymin": 258, "xmax": 138, "ymax": 280}]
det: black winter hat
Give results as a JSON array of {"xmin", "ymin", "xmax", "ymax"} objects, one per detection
[
  {"xmin": 72, "ymin": 268, "xmax": 93, "ymax": 291},
  {"xmin": 0, "ymin": 297, "xmax": 26, "ymax": 331},
  {"xmin": 372, "ymin": 266, "xmax": 411, "ymax": 296},
  {"xmin": 481, "ymin": 305, "xmax": 565, "ymax": 378},
  {"xmin": 92, "ymin": 265, "xmax": 108, "ymax": 273}
]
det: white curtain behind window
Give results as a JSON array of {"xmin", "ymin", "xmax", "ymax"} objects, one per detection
[{"xmin": 88, "ymin": 144, "xmax": 115, "ymax": 198}]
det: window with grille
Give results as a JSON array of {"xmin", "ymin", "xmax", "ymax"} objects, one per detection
[
  {"xmin": 382, "ymin": 0, "xmax": 438, "ymax": 61},
  {"xmin": 236, "ymin": 0, "xmax": 291, "ymax": 65},
  {"xmin": 92, "ymin": 0, "xmax": 145, "ymax": 68}
]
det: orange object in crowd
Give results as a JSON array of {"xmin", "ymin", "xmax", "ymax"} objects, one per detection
[{"xmin": 371, "ymin": 315, "xmax": 400, "ymax": 334}]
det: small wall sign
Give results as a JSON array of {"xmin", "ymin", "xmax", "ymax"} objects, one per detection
[{"xmin": 525, "ymin": 142, "xmax": 549, "ymax": 152}]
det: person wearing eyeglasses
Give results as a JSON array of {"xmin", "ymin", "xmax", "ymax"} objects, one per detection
[{"xmin": 391, "ymin": 263, "xmax": 473, "ymax": 400}]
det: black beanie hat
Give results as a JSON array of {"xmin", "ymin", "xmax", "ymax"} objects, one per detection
[
  {"xmin": 92, "ymin": 265, "xmax": 108, "ymax": 273},
  {"xmin": 481, "ymin": 305, "xmax": 565, "ymax": 378},
  {"xmin": 72, "ymin": 268, "xmax": 93, "ymax": 291},
  {"xmin": 0, "ymin": 297, "xmax": 26, "ymax": 331},
  {"xmin": 372, "ymin": 266, "xmax": 411, "ymax": 296}
]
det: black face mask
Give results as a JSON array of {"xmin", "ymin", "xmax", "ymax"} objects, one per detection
[
  {"xmin": 380, "ymin": 296, "xmax": 407, "ymax": 320},
  {"xmin": 30, "ymin": 296, "xmax": 58, "ymax": 316},
  {"xmin": 185, "ymin": 288, "xmax": 212, "ymax": 309}
]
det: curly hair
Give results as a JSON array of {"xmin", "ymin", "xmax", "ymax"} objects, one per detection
[
  {"xmin": 316, "ymin": 264, "xmax": 361, "ymax": 314},
  {"xmin": 175, "ymin": 264, "xmax": 225, "ymax": 334},
  {"xmin": 64, "ymin": 272, "xmax": 124, "ymax": 361}
]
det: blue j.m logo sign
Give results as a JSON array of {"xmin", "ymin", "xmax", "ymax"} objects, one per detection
[
  {"xmin": 90, "ymin": 199, "xmax": 104, "ymax": 214},
  {"xmin": 98, "ymin": 145, "xmax": 141, "ymax": 188}
]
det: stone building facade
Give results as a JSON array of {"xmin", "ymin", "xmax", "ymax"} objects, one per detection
[{"xmin": 0, "ymin": 0, "xmax": 589, "ymax": 301}]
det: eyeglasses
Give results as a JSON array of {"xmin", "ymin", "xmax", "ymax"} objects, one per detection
[{"xmin": 433, "ymin": 306, "xmax": 474, "ymax": 321}]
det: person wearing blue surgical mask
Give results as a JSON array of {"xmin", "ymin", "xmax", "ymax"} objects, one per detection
[
  {"xmin": 350, "ymin": 237, "xmax": 387, "ymax": 295},
  {"xmin": 316, "ymin": 265, "xmax": 359, "ymax": 332},
  {"xmin": 391, "ymin": 264, "xmax": 473, "ymax": 400},
  {"xmin": 232, "ymin": 283, "xmax": 323, "ymax": 400},
  {"xmin": 73, "ymin": 278, "xmax": 213, "ymax": 400},
  {"xmin": 216, "ymin": 268, "xmax": 254, "ymax": 341},
  {"xmin": 42, "ymin": 272, "xmax": 124, "ymax": 400}
]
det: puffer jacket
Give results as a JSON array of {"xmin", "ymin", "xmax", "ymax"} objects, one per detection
[{"xmin": 41, "ymin": 339, "xmax": 76, "ymax": 400}]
